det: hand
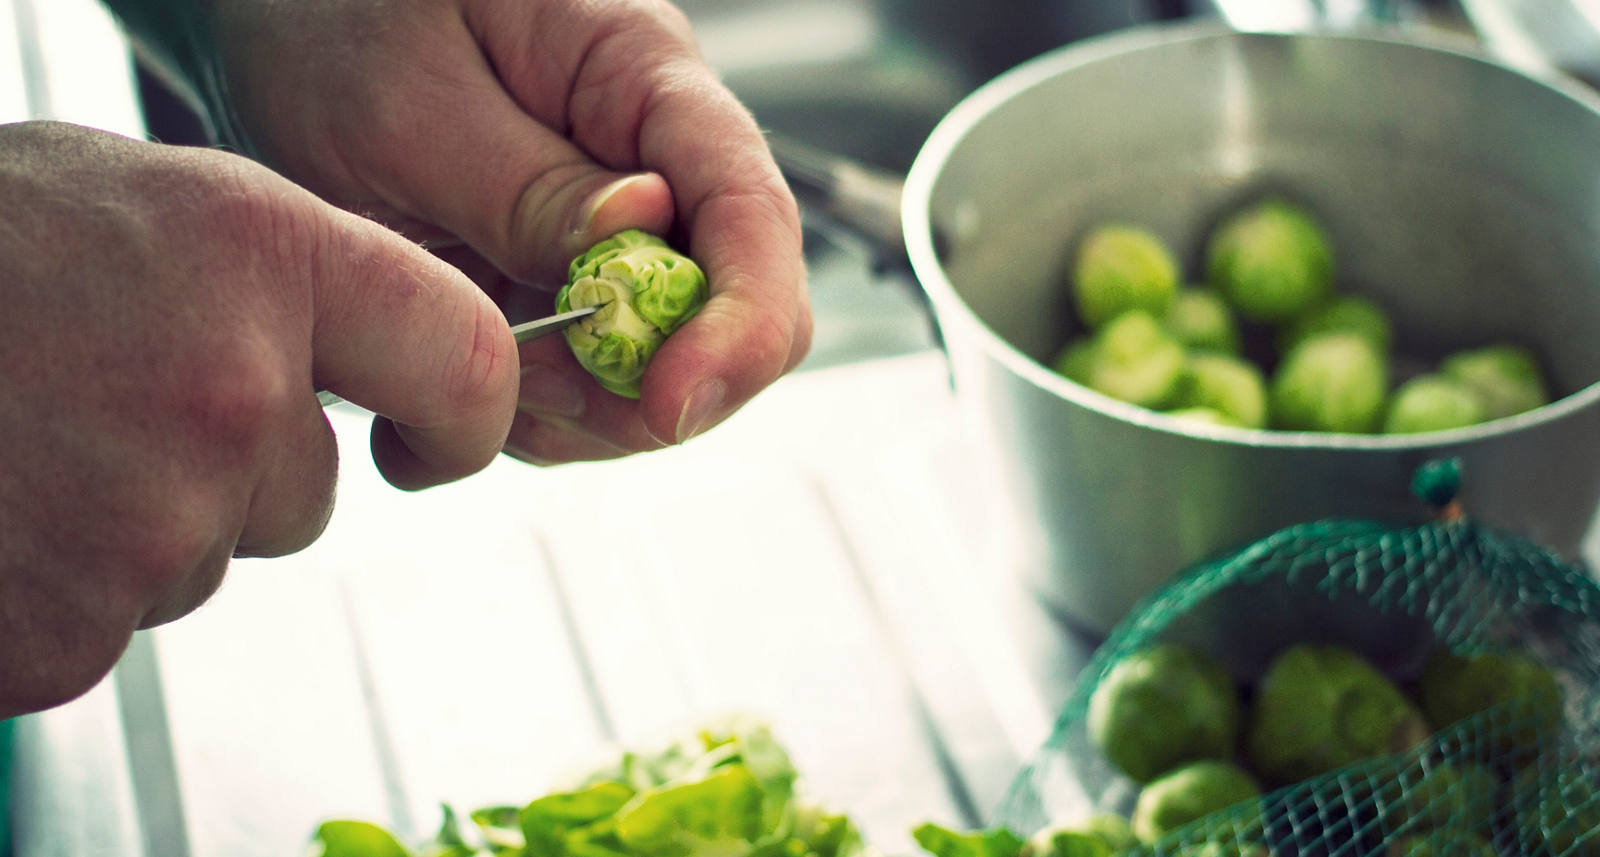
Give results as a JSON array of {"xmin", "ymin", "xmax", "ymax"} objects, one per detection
[
  {"xmin": 202, "ymin": 0, "xmax": 812, "ymax": 461},
  {"xmin": 0, "ymin": 121, "xmax": 519, "ymax": 716}
]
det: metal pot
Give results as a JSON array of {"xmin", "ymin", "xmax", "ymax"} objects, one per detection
[{"xmin": 888, "ymin": 23, "xmax": 1600, "ymax": 634}]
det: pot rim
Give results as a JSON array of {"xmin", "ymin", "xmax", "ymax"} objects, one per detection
[{"xmin": 902, "ymin": 20, "xmax": 1600, "ymax": 451}]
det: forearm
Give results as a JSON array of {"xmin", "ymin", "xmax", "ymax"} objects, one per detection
[{"xmin": 98, "ymin": 0, "xmax": 257, "ymax": 157}]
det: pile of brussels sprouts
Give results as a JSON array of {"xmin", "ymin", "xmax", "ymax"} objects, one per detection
[
  {"xmin": 978, "ymin": 641, "xmax": 1570, "ymax": 857},
  {"xmin": 1054, "ymin": 200, "xmax": 1552, "ymax": 433}
]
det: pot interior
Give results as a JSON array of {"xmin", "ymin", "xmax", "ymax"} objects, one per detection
[{"xmin": 924, "ymin": 28, "xmax": 1600, "ymax": 402}]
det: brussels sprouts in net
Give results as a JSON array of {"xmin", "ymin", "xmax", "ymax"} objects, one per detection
[
  {"xmin": 1439, "ymin": 344, "xmax": 1551, "ymax": 420},
  {"xmin": 1206, "ymin": 199, "xmax": 1334, "ymax": 324},
  {"xmin": 1383, "ymin": 375, "xmax": 1487, "ymax": 434},
  {"xmin": 1245, "ymin": 644, "xmax": 1428, "ymax": 786},
  {"xmin": 1073, "ymin": 226, "xmax": 1179, "ymax": 329},
  {"xmin": 1270, "ymin": 332, "xmax": 1390, "ymax": 433},
  {"xmin": 1130, "ymin": 760, "xmax": 1261, "ymax": 844},
  {"xmin": 1170, "ymin": 353, "xmax": 1269, "ymax": 429},
  {"xmin": 1377, "ymin": 762, "xmax": 1499, "ymax": 838},
  {"xmin": 1165, "ymin": 288, "xmax": 1242, "ymax": 355},
  {"xmin": 1417, "ymin": 649, "xmax": 1564, "ymax": 760},
  {"xmin": 1081, "ymin": 311, "xmax": 1187, "ymax": 409},
  {"xmin": 1086, "ymin": 643, "xmax": 1241, "ymax": 784},
  {"xmin": 1387, "ymin": 830, "xmax": 1498, "ymax": 857},
  {"xmin": 557, "ymin": 230, "xmax": 709, "ymax": 398}
]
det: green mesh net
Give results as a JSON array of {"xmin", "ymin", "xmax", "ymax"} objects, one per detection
[{"xmin": 992, "ymin": 460, "xmax": 1600, "ymax": 857}]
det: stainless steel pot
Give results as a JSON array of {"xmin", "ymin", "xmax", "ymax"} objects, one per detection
[{"xmin": 892, "ymin": 23, "xmax": 1600, "ymax": 634}]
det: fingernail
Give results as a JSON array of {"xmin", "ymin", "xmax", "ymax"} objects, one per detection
[
  {"xmin": 675, "ymin": 378, "xmax": 727, "ymax": 443},
  {"xmin": 571, "ymin": 174, "xmax": 651, "ymax": 238},
  {"xmin": 518, "ymin": 366, "xmax": 585, "ymax": 419}
]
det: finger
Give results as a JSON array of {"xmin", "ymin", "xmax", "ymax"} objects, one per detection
[
  {"xmin": 337, "ymin": 22, "xmax": 676, "ymax": 288},
  {"xmin": 515, "ymin": 338, "xmax": 669, "ymax": 453},
  {"xmin": 310, "ymin": 210, "xmax": 521, "ymax": 490},
  {"xmin": 502, "ymin": 411, "xmax": 633, "ymax": 466},
  {"xmin": 233, "ymin": 395, "xmax": 340, "ymax": 559}
]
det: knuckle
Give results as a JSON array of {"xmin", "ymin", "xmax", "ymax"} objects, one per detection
[
  {"xmin": 121, "ymin": 495, "xmax": 230, "ymax": 598},
  {"xmin": 435, "ymin": 301, "xmax": 518, "ymax": 425},
  {"xmin": 174, "ymin": 346, "xmax": 294, "ymax": 463}
]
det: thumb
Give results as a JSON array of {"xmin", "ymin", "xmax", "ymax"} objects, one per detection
[
  {"xmin": 351, "ymin": 57, "xmax": 677, "ymax": 287},
  {"xmin": 310, "ymin": 207, "xmax": 521, "ymax": 489}
]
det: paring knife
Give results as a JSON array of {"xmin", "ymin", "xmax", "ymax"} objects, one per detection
[{"xmin": 316, "ymin": 305, "xmax": 597, "ymax": 408}]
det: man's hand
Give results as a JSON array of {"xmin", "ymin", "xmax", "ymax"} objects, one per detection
[
  {"xmin": 0, "ymin": 122, "xmax": 519, "ymax": 716},
  {"xmin": 201, "ymin": 0, "xmax": 813, "ymax": 461}
]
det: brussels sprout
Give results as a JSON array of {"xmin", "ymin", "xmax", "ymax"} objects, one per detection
[
  {"xmin": 1417, "ymin": 649, "xmax": 1564, "ymax": 761},
  {"xmin": 1171, "ymin": 353, "xmax": 1269, "ymax": 429},
  {"xmin": 1166, "ymin": 288, "xmax": 1242, "ymax": 355},
  {"xmin": 1087, "ymin": 643, "xmax": 1241, "ymax": 784},
  {"xmin": 1386, "ymin": 829, "xmax": 1497, "ymax": 857},
  {"xmin": 1382, "ymin": 375, "xmax": 1487, "ymax": 434},
  {"xmin": 1082, "ymin": 311, "xmax": 1187, "ymax": 409},
  {"xmin": 1073, "ymin": 225, "xmax": 1179, "ymax": 329},
  {"xmin": 1439, "ymin": 344, "xmax": 1552, "ymax": 420},
  {"xmin": 1167, "ymin": 407, "xmax": 1244, "ymax": 428},
  {"xmin": 1279, "ymin": 295, "xmax": 1393, "ymax": 356},
  {"xmin": 1245, "ymin": 645, "xmax": 1429, "ymax": 786},
  {"xmin": 1022, "ymin": 814, "xmax": 1137, "ymax": 857},
  {"xmin": 1269, "ymin": 332, "xmax": 1389, "ymax": 433},
  {"xmin": 1377, "ymin": 763, "xmax": 1499, "ymax": 838},
  {"xmin": 1052, "ymin": 339, "xmax": 1097, "ymax": 385},
  {"xmin": 557, "ymin": 230, "xmax": 709, "ymax": 398},
  {"xmin": 1130, "ymin": 760, "xmax": 1261, "ymax": 843},
  {"xmin": 1206, "ymin": 199, "xmax": 1334, "ymax": 324}
]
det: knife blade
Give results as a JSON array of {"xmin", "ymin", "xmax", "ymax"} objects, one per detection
[
  {"xmin": 316, "ymin": 305, "xmax": 598, "ymax": 408},
  {"xmin": 509, "ymin": 305, "xmax": 597, "ymax": 343}
]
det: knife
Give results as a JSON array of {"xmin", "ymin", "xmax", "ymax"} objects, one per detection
[
  {"xmin": 508, "ymin": 305, "xmax": 597, "ymax": 343},
  {"xmin": 316, "ymin": 305, "xmax": 598, "ymax": 408}
]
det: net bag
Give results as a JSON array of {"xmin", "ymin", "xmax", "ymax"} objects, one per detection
[{"xmin": 992, "ymin": 460, "xmax": 1600, "ymax": 857}]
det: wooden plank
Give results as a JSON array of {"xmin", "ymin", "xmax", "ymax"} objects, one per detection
[
  {"xmin": 328, "ymin": 422, "xmax": 610, "ymax": 827},
  {"xmin": 9, "ymin": 676, "xmax": 144, "ymax": 857}
]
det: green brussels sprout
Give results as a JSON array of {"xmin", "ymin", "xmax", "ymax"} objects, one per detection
[
  {"xmin": 1382, "ymin": 375, "xmax": 1487, "ymax": 434},
  {"xmin": 1073, "ymin": 225, "xmax": 1179, "ymax": 329},
  {"xmin": 1087, "ymin": 643, "xmax": 1241, "ymax": 784},
  {"xmin": 1053, "ymin": 339, "xmax": 1097, "ymax": 385},
  {"xmin": 1082, "ymin": 311, "xmax": 1187, "ymax": 409},
  {"xmin": 1417, "ymin": 649, "xmax": 1564, "ymax": 761},
  {"xmin": 1245, "ymin": 645, "xmax": 1429, "ymax": 786},
  {"xmin": 1021, "ymin": 814, "xmax": 1137, "ymax": 857},
  {"xmin": 1386, "ymin": 829, "xmax": 1497, "ymax": 857},
  {"xmin": 1130, "ymin": 760, "xmax": 1261, "ymax": 843},
  {"xmin": 1377, "ymin": 763, "xmax": 1499, "ymax": 838},
  {"xmin": 1269, "ymin": 332, "xmax": 1390, "ymax": 433},
  {"xmin": 1167, "ymin": 407, "xmax": 1244, "ymax": 428},
  {"xmin": 557, "ymin": 229, "xmax": 709, "ymax": 399},
  {"xmin": 1512, "ymin": 770, "xmax": 1600, "ymax": 857},
  {"xmin": 1439, "ymin": 344, "xmax": 1552, "ymax": 420},
  {"xmin": 1279, "ymin": 295, "xmax": 1393, "ymax": 356},
  {"xmin": 1166, "ymin": 288, "xmax": 1242, "ymax": 355},
  {"xmin": 1206, "ymin": 199, "xmax": 1334, "ymax": 324},
  {"xmin": 1171, "ymin": 353, "xmax": 1269, "ymax": 429}
]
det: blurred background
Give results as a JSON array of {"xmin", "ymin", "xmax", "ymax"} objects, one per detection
[{"xmin": 6, "ymin": 2, "xmax": 1600, "ymax": 856}]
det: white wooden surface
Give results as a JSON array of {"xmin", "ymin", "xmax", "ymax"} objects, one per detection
[{"xmin": 10, "ymin": 351, "xmax": 1091, "ymax": 857}]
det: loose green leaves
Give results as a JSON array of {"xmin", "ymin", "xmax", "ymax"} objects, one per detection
[
  {"xmin": 556, "ymin": 230, "xmax": 710, "ymax": 399},
  {"xmin": 306, "ymin": 716, "xmax": 862, "ymax": 857}
]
